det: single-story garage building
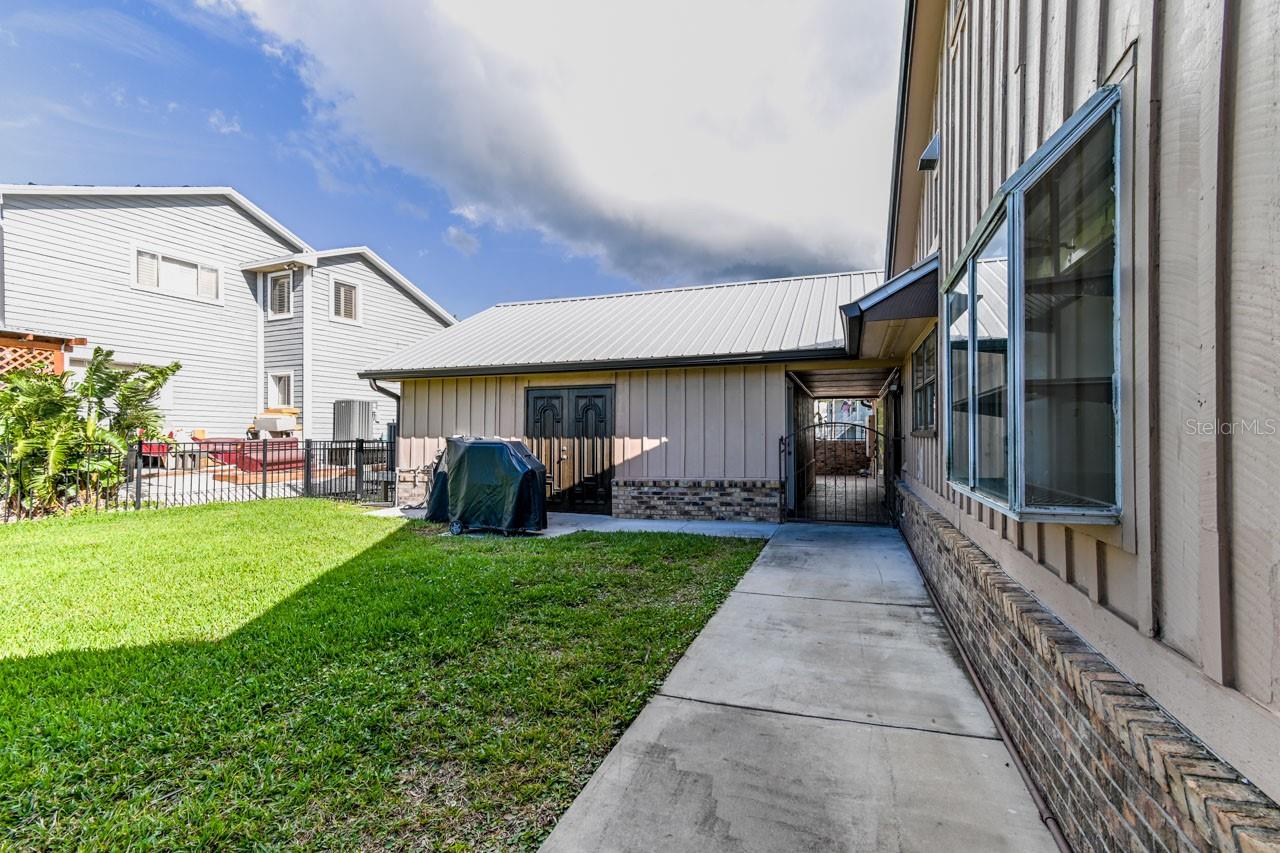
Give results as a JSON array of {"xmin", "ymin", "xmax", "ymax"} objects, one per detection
[{"xmin": 362, "ymin": 264, "xmax": 939, "ymax": 522}]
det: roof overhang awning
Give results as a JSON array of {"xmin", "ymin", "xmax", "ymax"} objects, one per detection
[
  {"xmin": 787, "ymin": 366, "xmax": 897, "ymax": 399},
  {"xmin": 239, "ymin": 252, "xmax": 319, "ymax": 274},
  {"xmin": 840, "ymin": 254, "xmax": 939, "ymax": 361},
  {"xmin": 0, "ymin": 326, "xmax": 87, "ymax": 349}
]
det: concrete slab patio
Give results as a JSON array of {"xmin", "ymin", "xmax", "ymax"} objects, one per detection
[{"xmin": 541, "ymin": 523, "xmax": 1057, "ymax": 853}]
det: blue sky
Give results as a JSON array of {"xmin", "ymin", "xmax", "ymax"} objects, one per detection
[{"xmin": 0, "ymin": 0, "xmax": 901, "ymax": 319}]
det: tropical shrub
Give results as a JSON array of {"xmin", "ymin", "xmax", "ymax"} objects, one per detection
[{"xmin": 0, "ymin": 348, "xmax": 180, "ymax": 517}]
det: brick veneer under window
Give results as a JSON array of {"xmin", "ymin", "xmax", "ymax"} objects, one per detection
[{"xmin": 897, "ymin": 484, "xmax": 1280, "ymax": 852}]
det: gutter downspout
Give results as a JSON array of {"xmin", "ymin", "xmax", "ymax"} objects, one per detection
[
  {"xmin": 368, "ymin": 378, "xmax": 400, "ymax": 426},
  {"xmin": 369, "ymin": 378, "xmax": 402, "ymax": 504}
]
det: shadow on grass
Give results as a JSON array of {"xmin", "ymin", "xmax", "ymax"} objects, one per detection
[{"xmin": 0, "ymin": 521, "xmax": 759, "ymax": 850}]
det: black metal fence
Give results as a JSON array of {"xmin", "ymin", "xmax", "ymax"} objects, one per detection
[{"xmin": 1, "ymin": 438, "xmax": 395, "ymax": 521}]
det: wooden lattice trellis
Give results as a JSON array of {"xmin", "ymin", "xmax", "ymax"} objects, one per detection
[{"xmin": 1, "ymin": 343, "xmax": 64, "ymax": 375}]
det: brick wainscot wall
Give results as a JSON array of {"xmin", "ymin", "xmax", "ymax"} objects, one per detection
[
  {"xmin": 897, "ymin": 483, "xmax": 1280, "ymax": 852},
  {"xmin": 612, "ymin": 479, "xmax": 783, "ymax": 523}
]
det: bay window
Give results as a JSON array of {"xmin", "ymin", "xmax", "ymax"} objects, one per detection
[{"xmin": 943, "ymin": 86, "xmax": 1120, "ymax": 521}]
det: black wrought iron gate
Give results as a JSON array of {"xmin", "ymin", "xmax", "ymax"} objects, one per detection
[{"xmin": 779, "ymin": 422, "xmax": 894, "ymax": 524}]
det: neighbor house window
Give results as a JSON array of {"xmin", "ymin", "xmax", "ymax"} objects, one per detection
[
  {"xmin": 942, "ymin": 86, "xmax": 1119, "ymax": 521},
  {"xmin": 911, "ymin": 332, "xmax": 937, "ymax": 433},
  {"xmin": 332, "ymin": 280, "xmax": 358, "ymax": 322},
  {"xmin": 134, "ymin": 249, "xmax": 220, "ymax": 302},
  {"xmin": 268, "ymin": 372, "xmax": 293, "ymax": 407},
  {"xmin": 268, "ymin": 273, "xmax": 292, "ymax": 318}
]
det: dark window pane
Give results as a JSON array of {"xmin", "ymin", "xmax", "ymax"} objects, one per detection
[
  {"xmin": 946, "ymin": 280, "xmax": 969, "ymax": 483},
  {"xmin": 1022, "ymin": 112, "xmax": 1117, "ymax": 509},
  {"xmin": 974, "ymin": 221, "xmax": 1010, "ymax": 501},
  {"xmin": 911, "ymin": 332, "xmax": 937, "ymax": 431}
]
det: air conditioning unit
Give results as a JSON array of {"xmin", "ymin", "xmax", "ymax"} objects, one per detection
[{"xmin": 333, "ymin": 399, "xmax": 378, "ymax": 441}]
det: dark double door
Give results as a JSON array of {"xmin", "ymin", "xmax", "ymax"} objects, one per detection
[{"xmin": 525, "ymin": 386, "xmax": 614, "ymax": 514}]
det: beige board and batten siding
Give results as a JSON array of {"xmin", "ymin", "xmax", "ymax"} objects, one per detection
[
  {"xmin": 399, "ymin": 364, "xmax": 789, "ymax": 481},
  {"xmin": 1, "ymin": 193, "xmax": 299, "ymax": 435},
  {"xmin": 890, "ymin": 0, "xmax": 1280, "ymax": 798},
  {"xmin": 307, "ymin": 254, "xmax": 449, "ymax": 439},
  {"xmin": 1225, "ymin": 0, "xmax": 1280, "ymax": 723}
]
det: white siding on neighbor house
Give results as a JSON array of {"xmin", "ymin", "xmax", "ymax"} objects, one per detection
[
  {"xmin": 1, "ymin": 193, "xmax": 299, "ymax": 435},
  {"xmin": 263, "ymin": 268, "xmax": 303, "ymax": 414},
  {"xmin": 308, "ymin": 255, "xmax": 447, "ymax": 439},
  {"xmin": 397, "ymin": 364, "xmax": 794, "ymax": 481}
]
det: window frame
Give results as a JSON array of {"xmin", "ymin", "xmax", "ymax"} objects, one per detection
[
  {"xmin": 267, "ymin": 370, "xmax": 294, "ymax": 407},
  {"xmin": 130, "ymin": 244, "xmax": 223, "ymax": 306},
  {"xmin": 329, "ymin": 277, "xmax": 361, "ymax": 325},
  {"xmin": 266, "ymin": 272, "xmax": 294, "ymax": 320},
  {"xmin": 941, "ymin": 85, "xmax": 1122, "ymax": 524},
  {"xmin": 910, "ymin": 330, "xmax": 937, "ymax": 435}
]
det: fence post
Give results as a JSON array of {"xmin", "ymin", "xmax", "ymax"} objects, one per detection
[
  {"xmin": 133, "ymin": 441, "xmax": 143, "ymax": 511},
  {"xmin": 354, "ymin": 438, "xmax": 364, "ymax": 502},
  {"xmin": 303, "ymin": 439, "xmax": 313, "ymax": 498},
  {"xmin": 261, "ymin": 438, "xmax": 269, "ymax": 499}
]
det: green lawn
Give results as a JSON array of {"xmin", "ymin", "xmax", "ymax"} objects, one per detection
[{"xmin": 0, "ymin": 500, "xmax": 761, "ymax": 850}]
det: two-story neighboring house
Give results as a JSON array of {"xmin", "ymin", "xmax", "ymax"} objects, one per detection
[{"xmin": 0, "ymin": 185, "xmax": 453, "ymax": 438}]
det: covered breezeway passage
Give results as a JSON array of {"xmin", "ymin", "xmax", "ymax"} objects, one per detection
[
  {"xmin": 541, "ymin": 524, "xmax": 1058, "ymax": 852},
  {"xmin": 782, "ymin": 363, "xmax": 897, "ymax": 525}
]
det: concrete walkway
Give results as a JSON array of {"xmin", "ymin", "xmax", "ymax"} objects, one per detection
[{"xmin": 541, "ymin": 524, "xmax": 1057, "ymax": 853}]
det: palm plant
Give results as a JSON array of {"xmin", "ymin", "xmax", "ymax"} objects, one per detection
[{"xmin": 0, "ymin": 347, "xmax": 180, "ymax": 517}]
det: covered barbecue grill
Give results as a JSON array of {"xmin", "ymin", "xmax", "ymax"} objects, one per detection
[{"xmin": 426, "ymin": 437, "xmax": 547, "ymax": 534}]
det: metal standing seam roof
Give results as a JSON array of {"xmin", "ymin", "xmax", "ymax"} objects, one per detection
[{"xmin": 362, "ymin": 270, "xmax": 884, "ymax": 378}]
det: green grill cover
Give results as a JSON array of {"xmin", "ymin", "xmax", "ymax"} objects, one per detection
[{"xmin": 426, "ymin": 438, "xmax": 547, "ymax": 533}]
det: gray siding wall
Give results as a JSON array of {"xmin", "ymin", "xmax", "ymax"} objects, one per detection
[
  {"xmin": 263, "ymin": 268, "xmax": 303, "ymax": 416},
  {"xmin": 1, "ymin": 193, "xmax": 298, "ymax": 435},
  {"xmin": 308, "ymin": 255, "xmax": 447, "ymax": 439}
]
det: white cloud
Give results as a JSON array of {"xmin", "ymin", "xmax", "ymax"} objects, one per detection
[
  {"xmin": 0, "ymin": 114, "xmax": 39, "ymax": 130},
  {"xmin": 442, "ymin": 225, "xmax": 480, "ymax": 256},
  {"xmin": 223, "ymin": 0, "xmax": 902, "ymax": 283},
  {"xmin": 207, "ymin": 109, "xmax": 243, "ymax": 135},
  {"xmin": 4, "ymin": 9, "xmax": 188, "ymax": 64},
  {"xmin": 397, "ymin": 199, "xmax": 430, "ymax": 221}
]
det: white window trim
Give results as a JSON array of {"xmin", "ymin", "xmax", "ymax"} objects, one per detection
[
  {"xmin": 266, "ymin": 271, "xmax": 294, "ymax": 320},
  {"xmin": 329, "ymin": 276, "xmax": 362, "ymax": 326},
  {"xmin": 129, "ymin": 243, "xmax": 224, "ymax": 306},
  {"xmin": 941, "ymin": 85, "xmax": 1122, "ymax": 525},
  {"xmin": 267, "ymin": 370, "xmax": 295, "ymax": 407}
]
